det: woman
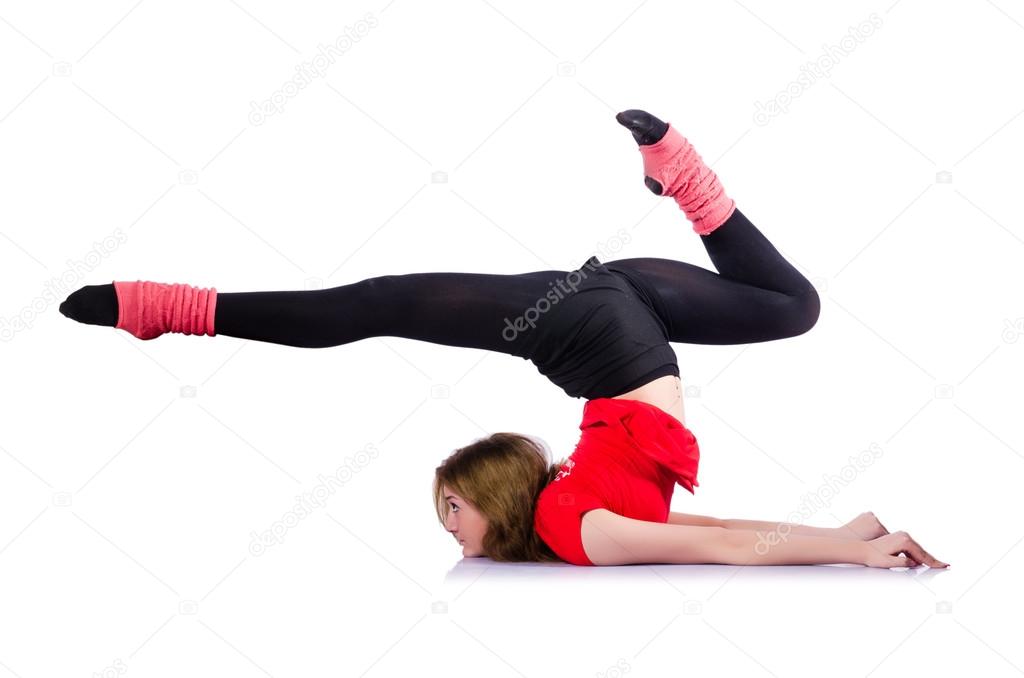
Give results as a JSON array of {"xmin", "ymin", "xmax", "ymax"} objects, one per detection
[{"xmin": 59, "ymin": 109, "xmax": 948, "ymax": 570}]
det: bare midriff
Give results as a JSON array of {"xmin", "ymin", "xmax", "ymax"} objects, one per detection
[{"xmin": 611, "ymin": 374, "xmax": 685, "ymax": 426}]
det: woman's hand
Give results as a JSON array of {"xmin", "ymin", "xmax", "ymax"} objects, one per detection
[
  {"xmin": 842, "ymin": 511, "xmax": 890, "ymax": 540},
  {"xmin": 862, "ymin": 531, "xmax": 949, "ymax": 569}
]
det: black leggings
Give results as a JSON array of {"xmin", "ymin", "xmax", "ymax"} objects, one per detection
[{"xmin": 216, "ymin": 208, "xmax": 819, "ymax": 393}]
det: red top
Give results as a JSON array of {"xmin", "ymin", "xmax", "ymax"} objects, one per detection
[{"xmin": 533, "ymin": 398, "xmax": 701, "ymax": 565}]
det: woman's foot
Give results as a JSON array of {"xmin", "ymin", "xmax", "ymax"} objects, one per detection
[
  {"xmin": 616, "ymin": 109, "xmax": 670, "ymax": 146},
  {"xmin": 60, "ymin": 281, "xmax": 218, "ymax": 339},
  {"xmin": 59, "ymin": 284, "xmax": 118, "ymax": 327},
  {"xmin": 615, "ymin": 109, "xmax": 736, "ymax": 235},
  {"xmin": 615, "ymin": 109, "xmax": 670, "ymax": 195}
]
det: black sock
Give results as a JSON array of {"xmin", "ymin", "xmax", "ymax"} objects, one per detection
[
  {"xmin": 616, "ymin": 109, "xmax": 670, "ymax": 194},
  {"xmin": 60, "ymin": 284, "xmax": 118, "ymax": 327},
  {"xmin": 615, "ymin": 109, "xmax": 669, "ymax": 146}
]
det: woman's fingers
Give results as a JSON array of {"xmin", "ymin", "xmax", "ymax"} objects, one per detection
[
  {"xmin": 907, "ymin": 543, "xmax": 933, "ymax": 566},
  {"xmin": 898, "ymin": 550, "xmax": 920, "ymax": 567},
  {"xmin": 908, "ymin": 538, "xmax": 948, "ymax": 568},
  {"xmin": 894, "ymin": 533, "xmax": 947, "ymax": 568},
  {"xmin": 863, "ymin": 531, "xmax": 949, "ymax": 569},
  {"xmin": 882, "ymin": 553, "xmax": 916, "ymax": 569},
  {"xmin": 869, "ymin": 531, "xmax": 949, "ymax": 569},
  {"xmin": 885, "ymin": 550, "xmax": 919, "ymax": 568}
]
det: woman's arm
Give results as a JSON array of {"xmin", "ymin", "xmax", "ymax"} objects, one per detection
[
  {"xmin": 666, "ymin": 511, "xmax": 725, "ymax": 528},
  {"xmin": 585, "ymin": 510, "xmax": 864, "ymax": 569},
  {"xmin": 584, "ymin": 509, "xmax": 866, "ymax": 566},
  {"xmin": 668, "ymin": 511, "xmax": 838, "ymax": 539},
  {"xmin": 667, "ymin": 511, "xmax": 889, "ymax": 540},
  {"xmin": 583, "ymin": 509, "xmax": 946, "ymax": 567}
]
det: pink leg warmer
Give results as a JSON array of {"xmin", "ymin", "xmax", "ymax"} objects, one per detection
[
  {"xmin": 113, "ymin": 281, "xmax": 217, "ymax": 340},
  {"xmin": 639, "ymin": 123, "xmax": 736, "ymax": 235}
]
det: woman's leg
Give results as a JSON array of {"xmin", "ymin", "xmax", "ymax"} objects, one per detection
[
  {"xmin": 610, "ymin": 110, "xmax": 819, "ymax": 344},
  {"xmin": 607, "ymin": 207, "xmax": 820, "ymax": 345},
  {"xmin": 213, "ymin": 270, "xmax": 566, "ymax": 352},
  {"xmin": 59, "ymin": 270, "xmax": 570, "ymax": 357}
]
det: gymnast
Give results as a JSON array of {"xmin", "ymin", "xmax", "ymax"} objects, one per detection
[{"xmin": 59, "ymin": 109, "xmax": 948, "ymax": 569}]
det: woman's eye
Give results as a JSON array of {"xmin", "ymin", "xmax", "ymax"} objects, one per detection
[{"xmin": 450, "ymin": 503, "xmax": 459, "ymax": 512}]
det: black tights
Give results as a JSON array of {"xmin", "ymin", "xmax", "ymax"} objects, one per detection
[{"xmin": 215, "ymin": 207, "xmax": 820, "ymax": 352}]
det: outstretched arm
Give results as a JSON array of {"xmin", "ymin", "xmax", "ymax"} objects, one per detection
[
  {"xmin": 586, "ymin": 509, "xmax": 862, "ymax": 566},
  {"xmin": 582, "ymin": 509, "xmax": 946, "ymax": 568},
  {"xmin": 667, "ymin": 510, "xmax": 890, "ymax": 541}
]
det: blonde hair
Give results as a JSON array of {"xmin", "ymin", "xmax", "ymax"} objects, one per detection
[{"xmin": 433, "ymin": 432, "xmax": 567, "ymax": 562}]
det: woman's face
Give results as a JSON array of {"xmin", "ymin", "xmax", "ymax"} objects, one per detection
[{"xmin": 441, "ymin": 484, "xmax": 488, "ymax": 558}]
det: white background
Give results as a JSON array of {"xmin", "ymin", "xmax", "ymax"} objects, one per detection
[{"xmin": 2, "ymin": 0, "xmax": 1023, "ymax": 676}]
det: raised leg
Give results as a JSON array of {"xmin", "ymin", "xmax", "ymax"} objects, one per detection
[
  {"xmin": 607, "ymin": 208, "xmax": 820, "ymax": 345},
  {"xmin": 60, "ymin": 270, "xmax": 572, "ymax": 357},
  {"xmin": 215, "ymin": 270, "xmax": 568, "ymax": 353},
  {"xmin": 612, "ymin": 109, "xmax": 819, "ymax": 344}
]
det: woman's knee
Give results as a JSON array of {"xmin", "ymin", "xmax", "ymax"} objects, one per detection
[{"xmin": 786, "ymin": 284, "xmax": 820, "ymax": 336}]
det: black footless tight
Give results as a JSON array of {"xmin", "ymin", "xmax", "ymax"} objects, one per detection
[{"xmin": 215, "ymin": 207, "xmax": 820, "ymax": 353}]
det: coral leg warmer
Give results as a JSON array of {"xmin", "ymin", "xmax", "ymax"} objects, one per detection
[
  {"xmin": 639, "ymin": 123, "xmax": 736, "ymax": 235},
  {"xmin": 113, "ymin": 281, "xmax": 217, "ymax": 340}
]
